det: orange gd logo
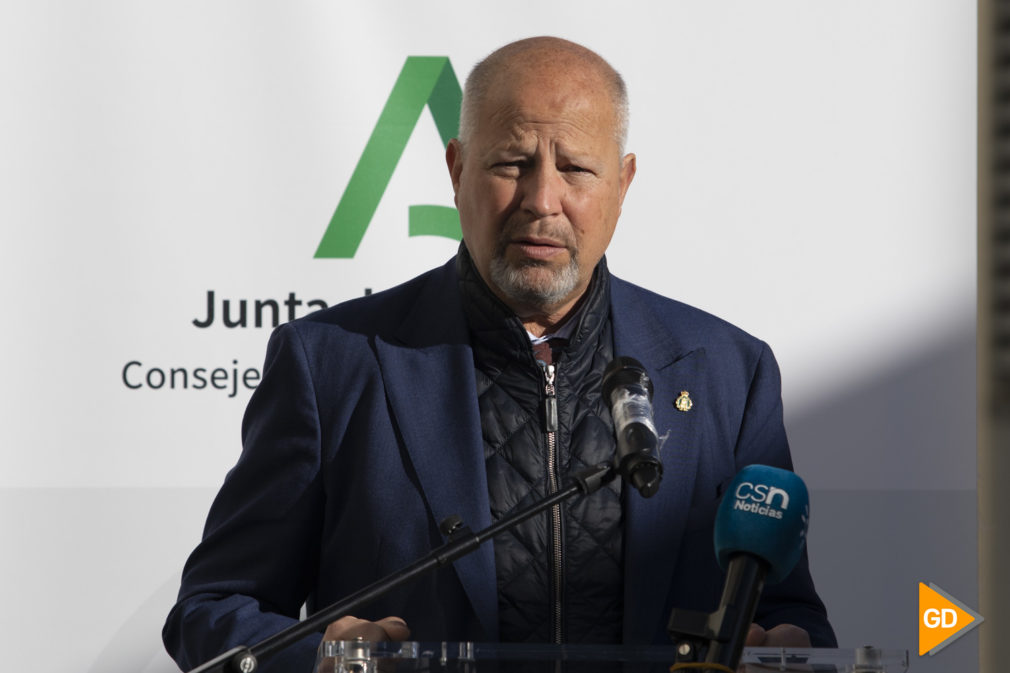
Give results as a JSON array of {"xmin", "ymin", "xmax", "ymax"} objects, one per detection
[{"xmin": 918, "ymin": 582, "xmax": 983, "ymax": 656}]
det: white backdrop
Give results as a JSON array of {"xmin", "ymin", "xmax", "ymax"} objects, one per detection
[{"xmin": 0, "ymin": 2, "xmax": 975, "ymax": 672}]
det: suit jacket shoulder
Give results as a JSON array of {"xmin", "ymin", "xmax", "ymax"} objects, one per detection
[{"xmin": 283, "ymin": 257, "xmax": 466, "ymax": 346}]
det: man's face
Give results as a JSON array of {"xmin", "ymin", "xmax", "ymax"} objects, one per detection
[{"xmin": 447, "ymin": 63, "xmax": 636, "ymax": 320}]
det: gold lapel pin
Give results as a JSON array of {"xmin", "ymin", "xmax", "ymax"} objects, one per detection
[{"xmin": 675, "ymin": 391, "xmax": 693, "ymax": 412}]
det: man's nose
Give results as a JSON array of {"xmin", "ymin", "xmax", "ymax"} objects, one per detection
[{"xmin": 520, "ymin": 165, "xmax": 563, "ymax": 218}]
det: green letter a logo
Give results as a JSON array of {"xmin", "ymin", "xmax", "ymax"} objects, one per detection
[{"xmin": 315, "ymin": 57, "xmax": 462, "ymax": 258}]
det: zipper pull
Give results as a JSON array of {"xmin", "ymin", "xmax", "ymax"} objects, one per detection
[{"xmin": 543, "ymin": 363, "xmax": 558, "ymax": 432}]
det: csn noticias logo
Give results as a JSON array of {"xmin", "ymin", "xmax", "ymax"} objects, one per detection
[
  {"xmin": 732, "ymin": 480, "xmax": 790, "ymax": 520},
  {"xmin": 315, "ymin": 56, "xmax": 465, "ymax": 259}
]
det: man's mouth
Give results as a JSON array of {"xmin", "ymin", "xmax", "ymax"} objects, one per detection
[{"xmin": 509, "ymin": 236, "xmax": 568, "ymax": 261}]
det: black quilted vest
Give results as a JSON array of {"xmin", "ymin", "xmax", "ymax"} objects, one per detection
[{"xmin": 456, "ymin": 247, "xmax": 624, "ymax": 643}]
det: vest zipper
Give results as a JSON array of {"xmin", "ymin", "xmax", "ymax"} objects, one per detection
[{"xmin": 542, "ymin": 362, "xmax": 563, "ymax": 644}]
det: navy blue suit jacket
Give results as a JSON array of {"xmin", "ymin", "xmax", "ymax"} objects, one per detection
[{"xmin": 163, "ymin": 257, "xmax": 833, "ymax": 672}]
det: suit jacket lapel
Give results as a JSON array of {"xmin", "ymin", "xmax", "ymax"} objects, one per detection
[
  {"xmin": 611, "ymin": 278, "xmax": 706, "ymax": 643},
  {"xmin": 373, "ymin": 261, "xmax": 499, "ymax": 640}
]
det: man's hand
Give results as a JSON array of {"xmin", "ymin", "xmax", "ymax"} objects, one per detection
[
  {"xmin": 322, "ymin": 615, "xmax": 411, "ymax": 642},
  {"xmin": 745, "ymin": 623, "xmax": 811, "ymax": 648}
]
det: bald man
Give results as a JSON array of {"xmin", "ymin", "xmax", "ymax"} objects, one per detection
[{"xmin": 164, "ymin": 37, "xmax": 834, "ymax": 673}]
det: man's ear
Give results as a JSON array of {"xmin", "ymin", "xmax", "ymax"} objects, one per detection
[
  {"xmin": 618, "ymin": 152, "xmax": 636, "ymax": 206},
  {"xmin": 446, "ymin": 139, "xmax": 464, "ymax": 202}
]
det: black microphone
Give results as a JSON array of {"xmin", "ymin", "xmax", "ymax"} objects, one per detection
[
  {"xmin": 703, "ymin": 465, "xmax": 810, "ymax": 670},
  {"xmin": 601, "ymin": 356, "xmax": 663, "ymax": 498}
]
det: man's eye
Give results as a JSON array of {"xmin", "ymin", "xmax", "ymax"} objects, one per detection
[
  {"xmin": 562, "ymin": 164, "xmax": 590, "ymax": 173},
  {"xmin": 491, "ymin": 161, "xmax": 524, "ymax": 175}
]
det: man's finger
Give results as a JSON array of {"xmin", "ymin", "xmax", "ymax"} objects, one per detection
[
  {"xmin": 745, "ymin": 623, "xmax": 767, "ymax": 646},
  {"xmin": 762, "ymin": 623, "xmax": 811, "ymax": 648},
  {"xmin": 322, "ymin": 615, "xmax": 411, "ymax": 643},
  {"xmin": 375, "ymin": 616, "xmax": 411, "ymax": 641}
]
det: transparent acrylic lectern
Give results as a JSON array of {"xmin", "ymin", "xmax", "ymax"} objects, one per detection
[{"xmin": 315, "ymin": 641, "xmax": 909, "ymax": 673}]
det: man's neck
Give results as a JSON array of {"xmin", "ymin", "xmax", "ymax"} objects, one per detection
[
  {"xmin": 522, "ymin": 317, "xmax": 568, "ymax": 339},
  {"xmin": 518, "ymin": 295, "xmax": 585, "ymax": 338}
]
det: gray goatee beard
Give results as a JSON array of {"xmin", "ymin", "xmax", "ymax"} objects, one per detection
[{"xmin": 488, "ymin": 252, "xmax": 580, "ymax": 312}]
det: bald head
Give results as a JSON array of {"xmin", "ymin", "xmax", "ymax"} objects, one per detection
[{"xmin": 458, "ymin": 37, "xmax": 629, "ymax": 152}]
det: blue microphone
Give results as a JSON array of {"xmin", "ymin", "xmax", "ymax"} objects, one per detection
[
  {"xmin": 705, "ymin": 465, "xmax": 810, "ymax": 669},
  {"xmin": 714, "ymin": 464, "xmax": 809, "ymax": 584}
]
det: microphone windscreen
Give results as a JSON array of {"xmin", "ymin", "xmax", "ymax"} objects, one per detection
[
  {"xmin": 713, "ymin": 464, "xmax": 809, "ymax": 585},
  {"xmin": 601, "ymin": 356, "xmax": 654, "ymax": 403}
]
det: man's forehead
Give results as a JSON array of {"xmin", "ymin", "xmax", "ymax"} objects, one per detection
[
  {"xmin": 489, "ymin": 87, "xmax": 603, "ymax": 123},
  {"xmin": 479, "ymin": 109, "xmax": 609, "ymax": 151},
  {"xmin": 474, "ymin": 73, "xmax": 617, "ymax": 144}
]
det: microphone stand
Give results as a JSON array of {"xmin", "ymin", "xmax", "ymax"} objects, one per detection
[
  {"xmin": 188, "ymin": 463, "xmax": 616, "ymax": 673},
  {"xmin": 666, "ymin": 555, "xmax": 768, "ymax": 672}
]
